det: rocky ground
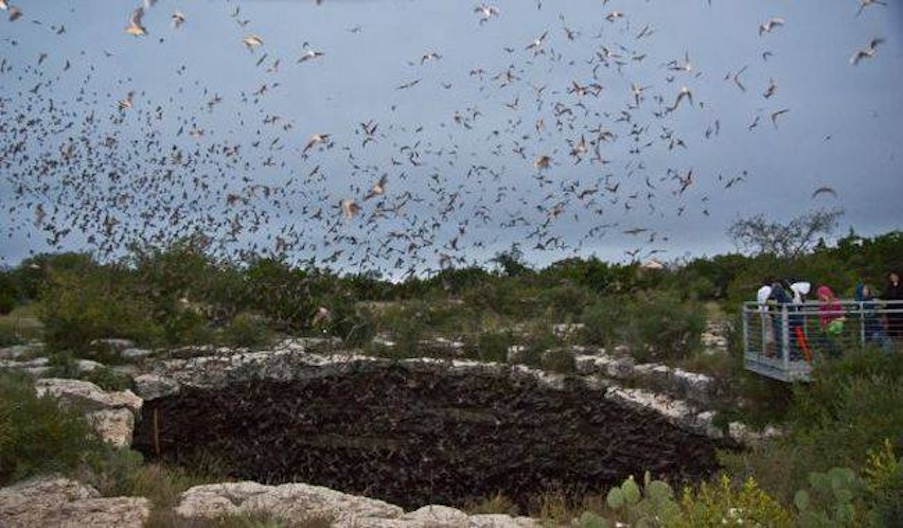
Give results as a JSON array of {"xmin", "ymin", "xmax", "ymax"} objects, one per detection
[{"xmin": 1, "ymin": 321, "xmax": 772, "ymax": 525}]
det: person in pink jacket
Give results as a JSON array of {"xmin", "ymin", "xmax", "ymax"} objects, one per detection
[
  {"xmin": 817, "ymin": 285, "xmax": 845, "ymax": 357},
  {"xmin": 817, "ymin": 285, "xmax": 844, "ymax": 329}
]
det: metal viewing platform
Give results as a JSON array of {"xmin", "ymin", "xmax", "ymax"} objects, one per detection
[{"xmin": 741, "ymin": 299, "xmax": 902, "ymax": 382}]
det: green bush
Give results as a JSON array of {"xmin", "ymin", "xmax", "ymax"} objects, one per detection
[
  {"xmin": 0, "ymin": 319, "xmax": 23, "ymax": 347},
  {"xmin": 81, "ymin": 446, "xmax": 146, "ymax": 497},
  {"xmin": 82, "ymin": 365, "xmax": 132, "ymax": 392},
  {"xmin": 0, "ymin": 370, "xmax": 104, "ymax": 485},
  {"xmin": 46, "ymin": 351, "xmax": 81, "ymax": 378},
  {"xmin": 40, "ymin": 264, "xmax": 162, "ymax": 352},
  {"xmin": 219, "ymin": 312, "xmax": 274, "ymax": 350},
  {"xmin": 0, "ymin": 272, "xmax": 16, "ymax": 315},
  {"xmin": 676, "ymin": 474, "xmax": 792, "ymax": 527},
  {"xmin": 623, "ymin": 292, "xmax": 704, "ymax": 363},
  {"xmin": 464, "ymin": 330, "xmax": 514, "ymax": 363},
  {"xmin": 540, "ymin": 348, "xmax": 577, "ymax": 374},
  {"xmin": 162, "ymin": 307, "xmax": 213, "ymax": 347},
  {"xmin": 579, "ymin": 297, "xmax": 626, "ymax": 347},
  {"xmin": 863, "ymin": 440, "xmax": 903, "ymax": 526},
  {"xmin": 337, "ymin": 306, "xmax": 377, "ymax": 348},
  {"xmin": 794, "ymin": 467, "xmax": 871, "ymax": 527},
  {"xmin": 720, "ymin": 350, "xmax": 903, "ymax": 506},
  {"xmin": 518, "ymin": 323, "xmax": 560, "ymax": 368},
  {"xmin": 540, "ymin": 283, "xmax": 593, "ymax": 321}
]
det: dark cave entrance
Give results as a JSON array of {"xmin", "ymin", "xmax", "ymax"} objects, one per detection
[{"xmin": 133, "ymin": 363, "xmax": 728, "ymax": 510}]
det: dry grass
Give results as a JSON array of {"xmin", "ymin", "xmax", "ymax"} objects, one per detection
[{"xmin": 463, "ymin": 491, "xmax": 520, "ymax": 516}]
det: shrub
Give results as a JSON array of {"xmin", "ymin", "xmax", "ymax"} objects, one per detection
[
  {"xmin": 40, "ymin": 264, "xmax": 162, "ymax": 352},
  {"xmin": 126, "ymin": 462, "xmax": 229, "ymax": 528},
  {"xmin": 623, "ymin": 291, "xmax": 704, "ymax": 363},
  {"xmin": 389, "ymin": 315, "xmax": 425, "ymax": 358},
  {"xmin": 541, "ymin": 348, "xmax": 577, "ymax": 374},
  {"xmin": 676, "ymin": 474, "xmax": 792, "ymax": 528},
  {"xmin": 862, "ymin": 439, "xmax": 903, "ymax": 526},
  {"xmin": 516, "ymin": 323, "xmax": 560, "ymax": 368},
  {"xmin": 335, "ymin": 305, "xmax": 377, "ymax": 348},
  {"xmin": 464, "ymin": 331, "xmax": 514, "ymax": 363},
  {"xmin": 0, "ymin": 319, "xmax": 24, "ymax": 347},
  {"xmin": 793, "ymin": 467, "xmax": 871, "ymax": 527},
  {"xmin": 0, "ymin": 272, "xmax": 16, "ymax": 315},
  {"xmin": 0, "ymin": 370, "xmax": 104, "ymax": 485},
  {"xmin": 82, "ymin": 365, "xmax": 132, "ymax": 392},
  {"xmin": 162, "ymin": 307, "xmax": 214, "ymax": 347},
  {"xmin": 46, "ymin": 351, "xmax": 81, "ymax": 378},
  {"xmin": 219, "ymin": 312, "xmax": 274, "ymax": 350},
  {"xmin": 579, "ymin": 297, "xmax": 626, "ymax": 348},
  {"xmin": 720, "ymin": 350, "xmax": 903, "ymax": 505},
  {"xmin": 573, "ymin": 511, "xmax": 608, "ymax": 528},
  {"xmin": 81, "ymin": 446, "xmax": 145, "ymax": 497},
  {"xmin": 540, "ymin": 283, "xmax": 593, "ymax": 321}
]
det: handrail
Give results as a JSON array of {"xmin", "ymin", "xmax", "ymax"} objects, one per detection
[{"xmin": 740, "ymin": 299, "xmax": 901, "ymax": 382}]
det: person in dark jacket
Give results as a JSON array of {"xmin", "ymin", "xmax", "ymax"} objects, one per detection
[
  {"xmin": 883, "ymin": 271, "xmax": 903, "ymax": 341},
  {"xmin": 768, "ymin": 280, "xmax": 794, "ymax": 358},
  {"xmin": 855, "ymin": 283, "xmax": 893, "ymax": 352}
]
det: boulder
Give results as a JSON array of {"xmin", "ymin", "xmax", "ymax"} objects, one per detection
[
  {"xmin": 174, "ymin": 481, "xmax": 539, "ymax": 528},
  {"xmin": 89, "ymin": 338, "xmax": 135, "ymax": 354},
  {"xmin": 133, "ymin": 373, "xmax": 181, "ymax": 400},
  {"xmin": 175, "ymin": 481, "xmax": 405, "ymax": 526},
  {"xmin": 34, "ymin": 378, "xmax": 142, "ymax": 446},
  {"xmin": 76, "ymin": 359, "xmax": 104, "ymax": 373},
  {"xmin": 0, "ymin": 476, "xmax": 150, "ymax": 528},
  {"xmin": 35, "ymin": 378, "xmax": 142, "ymax": 413},
  {"xmin": 122, "ymin": 347, "xmax": 153, "ymax": 360},
  {"xmin": 86, "ymin": 408, "xmax": 136, "ymax": 448}
]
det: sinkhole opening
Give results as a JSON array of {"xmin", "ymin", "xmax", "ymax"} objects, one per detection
[{"xmin": 133, "ymin": 363, "xmax": 727, "ymax": 510}]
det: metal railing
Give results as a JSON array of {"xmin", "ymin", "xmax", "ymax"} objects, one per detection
[{"xmin": 741, "ymin": 299, "xmax": 903, "ymax": 382}]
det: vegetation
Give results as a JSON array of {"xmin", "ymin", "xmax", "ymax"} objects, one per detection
[{"xmin": 0, "ymin": 229, "xmax": 901, "ymax": 524}]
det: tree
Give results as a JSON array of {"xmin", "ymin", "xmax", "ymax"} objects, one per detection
[
  {"xmin": 490, "ymin": 244, "xmax": 530, "ymax": 277},
  {"xmin": 727, "ymin": 208, "xmax": 844, "ymax": 260}
]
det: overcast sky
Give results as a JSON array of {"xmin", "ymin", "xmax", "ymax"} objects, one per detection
[{"xmin": 1, "ymin": 0, "xmax": 901, "ymax": 275}]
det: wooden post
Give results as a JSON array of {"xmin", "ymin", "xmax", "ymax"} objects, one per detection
[{"xmin": 153, "ymin": 408, "xmax": 160, "ymax": 456}]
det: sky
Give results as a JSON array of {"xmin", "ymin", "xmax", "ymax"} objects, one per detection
[{"xmin": 0, "ymin": 0, "xmax": 901, "ymax": 277}]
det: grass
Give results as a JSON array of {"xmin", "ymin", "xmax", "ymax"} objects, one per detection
[{"xmin": 127, "ymin": 463, "xmax": 231, "ymax": 528}]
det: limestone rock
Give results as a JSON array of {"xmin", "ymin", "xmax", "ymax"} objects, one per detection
[
  {"xmin": 34, "ymin": 378, "xmax": 142, "ymax": 446},
  {"xmin": 401, "ymin": 504, "xmax": 469, "ymax": 527},
  {"xmin": 175, "ymin": 481, "xmax": 405, "ymax": 526},
  {"xmin": 175, "ymin": 481, "xmax": 540, "ymax": 528},
  {"xmin": 89, "ymin": 338, "xmax": 135, "ymax": 354},
  {"xmin": 133, "ymin": 373, "xmax": 181, "ymax": 400},
  {"xmin": 86, "ymin": 408, "xmax": 136, "ymax": 448},
  {"xmin": 122, "ymin": 347, "xmax": 152, "ymax": 360},
  {"xmin": 35, "ymin": 378, "xmax": 142, "ymax": 414},
  {"xmin": 76, "ymin": 359, "xmax": 104, "ymax": 373},
  {"xmin": 0, "ymin": 476, "xmax": 150, "ymax": 528},
  {"xmin": 470, "ymin": 513, "xmax": 540, "ymax": 527}
]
